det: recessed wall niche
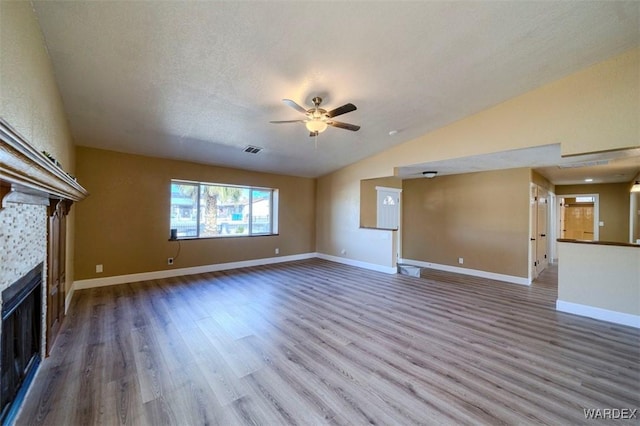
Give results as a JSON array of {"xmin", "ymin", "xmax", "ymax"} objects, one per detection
[{"xmin": 359, "ymin": 176, "xmax": 402, "ymax": 229}]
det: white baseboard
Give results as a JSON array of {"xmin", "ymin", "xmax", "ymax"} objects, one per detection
[
  {"xmin": 69, "ymin": 252, "xmax": 398, "ymax": 309},
  {"xmin": 316, "ymin": 253, "xmax": 397, "ymax": 274},
  {"xmin": 400, "ymin": 258, "xmax": 530, "ymax": 286},
  {"xmin": 73, "ymin": 253, "xmax": 317, "ymax": 290},
  {"xmin": 556, "ymin": 300, "xmax": 640, "ymax": 328}
]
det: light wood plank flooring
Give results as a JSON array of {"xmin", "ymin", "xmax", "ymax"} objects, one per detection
[{"xmin": 16, "ymin": 259, "xmax": 640, "ymax": 425}]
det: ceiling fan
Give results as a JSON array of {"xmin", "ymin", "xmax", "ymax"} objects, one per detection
[{"xmin": 270, "ymin": 97, "xmax": 360, "ymax": 137}]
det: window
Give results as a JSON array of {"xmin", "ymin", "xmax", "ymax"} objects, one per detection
[
  {"xmin": 575, "ymin": 196, "xmax": 595, "ymax": 203},
  {"xmin": 169, "ymin": 180, "xmax": 278, "ymax": 239}
]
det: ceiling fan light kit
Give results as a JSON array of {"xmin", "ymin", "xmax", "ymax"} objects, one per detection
[
  {"xmin": 270, "ymin": 96, "xmax": 360, "ymax": 137},
  {"xmin": 306, "ymin": 120, "xmax": 328, "ymax": 133}
]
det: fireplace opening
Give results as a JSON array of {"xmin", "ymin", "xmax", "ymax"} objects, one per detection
[{"xmin": 1, "ymin": 262, "xmax": 43, "ymax": 424}]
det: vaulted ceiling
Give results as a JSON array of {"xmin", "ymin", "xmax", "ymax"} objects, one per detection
[{"xmin": 33, "ymin": 1, "xmax": 639, "ymax": 178}]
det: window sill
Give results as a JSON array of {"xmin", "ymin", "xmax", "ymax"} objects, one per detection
[
  {"xmin": 359, "ymin": 226, "xmax": 398, "ymax": 231},
  {"xmin": 169, "ymin": 234, "xmax": 280, "ymax": 241}
]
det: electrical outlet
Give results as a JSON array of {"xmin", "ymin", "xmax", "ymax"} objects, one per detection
[
  {"xmin": 275, "ymin": 248, "xmax": 279, "ymax": 254},
  {"xmin": 458, "ymin": 257, "xmax": 464, "ymax": 265},
  {"xmin": 167, "ymin": 257, "xmax": 174, "ymax": 265},
  {"xmin": 96, "ymin": 264, "xmax": 103, "ymax": 273}
]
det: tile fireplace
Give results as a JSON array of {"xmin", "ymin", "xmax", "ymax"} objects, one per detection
[
  {"xmin": 0, "ymin": 118, "xmax": 88, "ymax": 424},
  {"xmin": 0, "ymin": 262, "xmax": 43, "ymax": 423}
]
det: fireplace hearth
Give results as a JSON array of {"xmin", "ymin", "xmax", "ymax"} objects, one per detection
[{"xmin": 1, "ymin": 262, "xmax": 43, "ymax": 424}]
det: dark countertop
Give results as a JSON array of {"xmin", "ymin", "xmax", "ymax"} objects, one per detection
[{"xmin": 557, "ymin": 238, "xmax": 640, "ymax": 248}]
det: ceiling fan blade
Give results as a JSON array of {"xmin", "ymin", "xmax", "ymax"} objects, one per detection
[
  {"xmin": 282, "ymin": 99, "xmax": 308, "ymax": 115},
  {"xmin": 328, "ymin": 120, "xmax": 360, "ymax": 131},
  {"xmin": 326, "ymin": 103, "xmax": 356, "ymax": 118},
  {"xmin": 269, "ymin": 120, "xmax": 306, "ymax": 124}
]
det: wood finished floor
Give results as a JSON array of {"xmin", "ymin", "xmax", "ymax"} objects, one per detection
[{"xmin": 16, "ymin": 259, "xmax": 640, "ymax": 425}]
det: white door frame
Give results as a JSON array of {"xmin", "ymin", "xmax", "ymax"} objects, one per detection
[
  {"xmin": 529, "ymin": 183, "xmax": 537, "ymax": 282},
  {"xmin": 548, "ymin": 191, "xmax": 557, "ymax": 263},
  {"xmin": 536, "ymin": 186, "xmax": 550, "ymax": 274},
  {"xmin": 630, "ymin": 192, "xmax": 639, "ymax": 244}
]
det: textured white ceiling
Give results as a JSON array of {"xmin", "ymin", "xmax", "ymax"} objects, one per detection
[{"xmin": 32, "ymin": 1, "xmax": 640, "ymax": 178}]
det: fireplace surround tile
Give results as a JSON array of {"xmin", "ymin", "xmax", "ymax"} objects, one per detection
[{"xmin": 0, "ymin": 203, "xmax": 47, "ymax": 291}]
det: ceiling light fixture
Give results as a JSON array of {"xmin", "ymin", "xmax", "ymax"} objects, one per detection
[
  {"xmin": 305, "ymin": 119, "xmax": 328, "ymax": 134},
  {"xmin": 272, "ymin": 97, "xmax": 359, "ymax": 136},
  {"xmin": 584, "ymin": 178, "xmax": 593, "ymax": 182},
  {"xmin": 631, "ymin": 181, "xmax": 640, "ymax": 193},
  {"xmin": 422, "ymin": 171, "xmax": 437, "ymax": 179}
]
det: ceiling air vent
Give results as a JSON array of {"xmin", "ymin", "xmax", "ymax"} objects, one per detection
[{"xmin": 243, "ymin": 145, "xmax": 262, "ymax": 154}]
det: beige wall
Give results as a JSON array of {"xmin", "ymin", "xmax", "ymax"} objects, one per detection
[
  {"xmin": 558, "ymin": 242, "xmax": 640, "ymax": 317},
  {"xmin": 0, "ymin": 2, "xmax": 77, "ymax": 292},
  {"xmin": 316, "ymin": 165, "xmax": 396, "ymax": 268},
  {"xmin": 402, "ymin": 168, "xmax": 530, "ymax": 278},
  {"xmin": 317, "ymin": 49, "xmax": 639, "ymax": 270},
  {"xmin": 74, "ymin": 147, "xmax": 316, "ymax": 280},
  {"xmin": 531, "ymin": 170, "xmax": 554, "ymax": 193},
  {"xmin": 556, "ymin": 183, "xmax": 630, "ymax": 243}
]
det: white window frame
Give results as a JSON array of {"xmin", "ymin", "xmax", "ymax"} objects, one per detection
[{"xmin": 170, "ymin": 179, "xmax": 279, "ymax": 239}]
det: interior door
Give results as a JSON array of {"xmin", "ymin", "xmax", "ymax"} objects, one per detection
[
  {"xmin": 376, "ymin": 189, "xmax": 400, "ymax": 229},
  {"xmin": 536, "ymin": 187, "xmax": 548, "ymax": 274}
]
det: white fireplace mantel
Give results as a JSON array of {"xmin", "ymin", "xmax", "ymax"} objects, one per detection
[{"xmin": 0, "ymin": 118, "xmax": 88, "ymax": 205}]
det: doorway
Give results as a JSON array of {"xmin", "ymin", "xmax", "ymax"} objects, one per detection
[
  {"xmin": 376, "ymin": 186, "xmax": 402, "ymax": 264},
  {"xmin": 530, "ymin": 184, "xmax": 550, "ymax": 280},
  {"xmin": 557, "ymin": 194, "xmax": 599, "ymax": 242}
]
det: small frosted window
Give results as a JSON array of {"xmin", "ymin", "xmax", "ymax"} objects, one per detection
[
  {"xmin": 575, "ymin": 196, "xmax": 595, "ymax": 203},
  {"xmin": 383, "ymin": 195, "xmax": 395, "ymax": 206}
]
